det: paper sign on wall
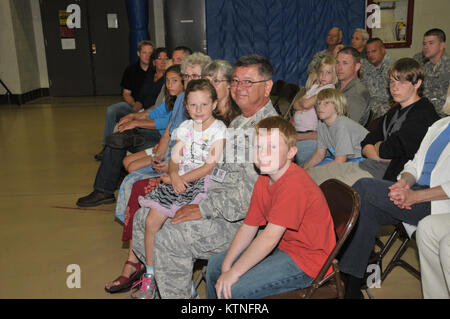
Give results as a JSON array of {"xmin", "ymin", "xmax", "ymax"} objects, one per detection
[
  {"xmin": 107, "ymin": 13, "xmax": 118, "ymax": 29},
  {"xmin": 61, "ymin": 38, "xmax": 76, "ymax": 50}
]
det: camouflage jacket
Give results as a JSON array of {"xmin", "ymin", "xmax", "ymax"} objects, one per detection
[
  {"xmin": 361, "ymin": 54, "xmax": 394, "ymax": 118},
  {"xmin": 307, "ymin": 49, "xmax": 333, "ymax": 74},
  {"xmin": 199, "ymin": 101, "xmax": 277, "ymax": 222},
  {"xmin": 423, "ymin": 53, "xmax": 450, "ymax": 117}
]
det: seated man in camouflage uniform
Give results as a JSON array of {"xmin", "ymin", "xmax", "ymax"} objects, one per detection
[
  {"xmin": 360, "ymin": 38, "xmax": 394, "ymax": 120},
  {"xmin": 307, "ymin": 27, "xmax": 343, "ymax": 75},
  {"xmin": 351, "ymin": 28, "xmax": 369, "ymax": 60},
  {"xmin": 421, "ymin": 28, "xmax": 450, "ymax": 117},
  {"xmin": 131, "ymin": 54, "xmax": 278, "ymax": 299}
]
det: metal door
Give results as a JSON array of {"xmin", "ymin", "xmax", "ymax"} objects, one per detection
[
  {"xmin": 164, "ymin": 0, "xmax": 206, "ymax": 53},
  {"xmin": 40, "ymin": 0, "xmax": 130, "ymax": 96},
  {"xmin": 87, "ymin": 0, "xmax": 130, "ymax": 95},
  {"xmin": 40, "ymin": 0, "xmax": 94, "ymax": 96}
]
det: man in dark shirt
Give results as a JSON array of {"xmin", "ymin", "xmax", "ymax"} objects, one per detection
[
  {"xmin": 95, "ymin": 40, "xmax": 154, "ymax": 160},
  {"xmin": 133, "ymin": 47, "xmax": 168, "ymax": 110}
]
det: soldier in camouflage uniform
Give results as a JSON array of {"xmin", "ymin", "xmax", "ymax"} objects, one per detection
[
  {"xmin": 413, "ymin": 51, "xmax": 427, "ymax": 66},
  {"xmin": 421, "ymin": 29, "xmax": 450, "ymax": 117},
  {"xmin": 307, "ymin": 27, "xmax": 342, "ymax": 74},
  {"xmin": 351, "ymin": 28, "xmax": 369, "ymax": 60},
  {"xmin": 131, "ymin": 55, "xmax": 278, "ymax": 299},
  {"xmin": 360, "ymin": 38, "xmax": 394, "ymax": 119}
]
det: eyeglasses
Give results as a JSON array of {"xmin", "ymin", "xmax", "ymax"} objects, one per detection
[
  {"xmin": 183, "ymin": 74, "xmax": 202, "ymax": 80},
  {"xmin": 230, "ymin": 78, "xmax": 270, "ymax": 88},
  {"xmin": 155, "ymin": 57, "xmax": 169, "ymax": 61}
]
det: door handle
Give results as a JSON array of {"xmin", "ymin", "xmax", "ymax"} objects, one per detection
[{"xmin": 91, "ymin": 43, "xmax": 97, "ymax": 55}]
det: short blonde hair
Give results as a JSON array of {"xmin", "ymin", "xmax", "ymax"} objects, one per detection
[
  {"xmin": 316, "ymin": 88, "xmax": 348, "ymax": 116},
  {"xmin": 317, "ymin": 56, "xmax": 338, "ymax": 85},
  {"xmin": 255, "ymin": 116, "xmax": 297, "ymax": 149},
  {"xmin": 138, "ymin": 40, "xmax": 154, "ymax": 51}
]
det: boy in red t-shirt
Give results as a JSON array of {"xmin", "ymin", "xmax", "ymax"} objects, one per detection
[{"xmin": 206, "ymin": 116, "xmax": 336, "ymax": 299}]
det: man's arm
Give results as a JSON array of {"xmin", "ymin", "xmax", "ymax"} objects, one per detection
[
  {"xmin": 199, "ymin": 163, "xmax": 259, "ymax": 222},
  {"xmin": 122, "ymin": 89, "xmax": 142, "ymax": 111}
]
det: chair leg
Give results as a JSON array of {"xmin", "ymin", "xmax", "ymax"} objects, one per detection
[
  {"xmin": 333, "ymin": 260, "xmax": 344, "ymax": 299},
  {"xmin": 381, "ymin": 237, "xmax": 411, "ymax": 282},
  {"xmin": 194, "ymin": 265, "xmax": 207, "ymax": 289}
]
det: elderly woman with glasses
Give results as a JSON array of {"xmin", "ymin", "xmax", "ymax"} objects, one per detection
[{"xmin": 202, "ymin": 60, "xmax": 242, "ymax": 126}]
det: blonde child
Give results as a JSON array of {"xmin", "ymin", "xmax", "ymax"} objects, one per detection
[
  {"xmin": 130, "ymin": 79, "xmax": 226, "ymax": 299},
  {"xmin": 206, "ymin": 116, "xmax": 336, "ymax": 299},
  {"xmin": 293, "ymin": 56, "xmax": 337, "ymax": 133},
  {"xmin": 293, "ymin": 56, "xmax": 338, "ymax": 166},
  {"xmin": 303, "ymin": 88, "xmax": 368, "ymax": 169}
]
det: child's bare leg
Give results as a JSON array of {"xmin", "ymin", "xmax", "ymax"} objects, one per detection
[
  {"xmin": 128, "ymin": 155, "xmax": 154, "ymax": 173},
  {"xmin": 123, "ymin": 150, "xmax": 151, "ymax": 172},
  {"xmin": 144, "ymin": 208, "xmax": 169, "ymax": 267}
]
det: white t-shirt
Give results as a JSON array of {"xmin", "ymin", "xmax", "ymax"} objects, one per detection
[{"xmin": 175, "ymin": 119, "xmax": 227, "ymax": 175}]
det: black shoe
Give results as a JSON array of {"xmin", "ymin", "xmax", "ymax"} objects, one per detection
[
  {"xmin": 94, "ymin": 146, "xmax": 106, "ymax": 161},
  {"xmin": 105, "ymin": 129, "xmax": 146, "ymax": 149},
  {"xmin": 76, "ymin": 190, "xmax": 115, "ymax": 207},
  {"xmin": 343, "ymin": 273, "xmax": 364, "ymax": 299}
]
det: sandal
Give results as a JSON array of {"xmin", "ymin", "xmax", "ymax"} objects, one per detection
[{"xmin": 104, "ymin": 260, "xmax": 145, "ymax": 293}]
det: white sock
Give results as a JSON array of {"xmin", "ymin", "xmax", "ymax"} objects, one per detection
[{"xmin": 191, "ymin": 281, "xmax": 197, "ymax": 297}]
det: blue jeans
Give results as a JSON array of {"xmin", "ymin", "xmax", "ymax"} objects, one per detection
[
  {"xmin": 94, "ymin": 128, "xmax": 161, "ymax": 194},
  {"xmin": 102, "ymin": 101, "xmax": 137, "ymax": 144},
  {"xmin": 206, "ymin": 248, "xmax": 314, "ymax": 299},
  {"xmin": 295, "ymin": 140, "xmax": 317, "ymax": 167},
  {"xmin": 339, "ymin": 178, "xmax": 431, "ymax": 278},
  {"xmin": 114, "ymin": 166, "xmax": 161, "ymax": 223}
]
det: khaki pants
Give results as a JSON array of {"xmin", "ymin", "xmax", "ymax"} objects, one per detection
[
  {"xmin": 416, "ymin": 214, "xmax": 450, "ymax": 299},
  {"xmin": 306, "ymin": 162, "xmax": 374, "ymax": 187}
]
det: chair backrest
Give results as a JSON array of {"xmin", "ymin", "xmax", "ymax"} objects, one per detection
[
  {"xmin": 274, "ymin": 83, "xmax": 300, "ymax": 117},
  {"xmin": 270, "ymin": 79, "xmax": 286, "ymax": 97},
  {"xmin": 284, "ymin": 86, "xmax": 306, "ymax": 120},
  {"xmin": 313, "ymin": 179, "xmax": 360, "ymax": 283}
]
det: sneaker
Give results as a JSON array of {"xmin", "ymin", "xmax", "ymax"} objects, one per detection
[
  {"xmin": 190, "ymin": 291, "xmax": 200, "ymax": 299},
  {"xmin": 129, "ymin": 274, "xmax": 160, "ymax": 299}
]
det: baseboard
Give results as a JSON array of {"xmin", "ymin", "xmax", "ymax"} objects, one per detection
[{"xmin": 0, "ymin": 88, "xmax": 50, "ymax": 105}]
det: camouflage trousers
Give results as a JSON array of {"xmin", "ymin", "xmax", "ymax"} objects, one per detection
[{"xmin": 132, "ymin": 206, "xmax": 241, "ymax": 298}]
